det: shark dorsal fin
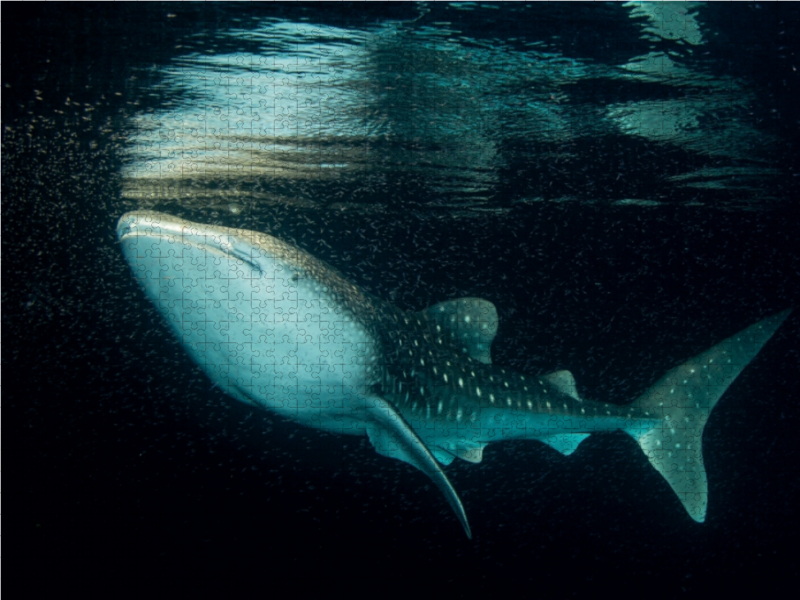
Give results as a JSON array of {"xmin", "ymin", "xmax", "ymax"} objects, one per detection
[
  {"xmin": 544, "ymin": 370, "xmax": 581, "ymax": 401},
  {"xmin": 420, "ymin": 297, "xmax": 498, "ymax": 364}
]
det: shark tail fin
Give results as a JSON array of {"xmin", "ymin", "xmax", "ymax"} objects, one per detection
[{"xmin": 628, "ymin": 310, "xmax": 790, "ymax": 522}]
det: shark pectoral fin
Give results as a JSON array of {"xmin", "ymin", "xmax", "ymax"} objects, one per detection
[
  {"xmin": 541, "ymin": 433, "xmax": 590, "ymax": 456},
  {"xmin": 363, "ymin": 395, "xmax": 472, "ymax": 539}
]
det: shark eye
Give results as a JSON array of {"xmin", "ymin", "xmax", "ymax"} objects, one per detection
[{"xmin": 290, "ymin": 272, "xmax": 300, "ymax": 282}]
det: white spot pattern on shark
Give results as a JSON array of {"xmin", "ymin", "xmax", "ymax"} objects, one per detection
[{"xmin": 118, "ymin": 211, "xmax": 791, "ymax": 539}]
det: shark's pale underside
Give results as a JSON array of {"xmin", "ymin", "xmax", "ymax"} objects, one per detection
[{"xmin": 117, "ymin": 211, "xmax": 790, "ymax": 538}]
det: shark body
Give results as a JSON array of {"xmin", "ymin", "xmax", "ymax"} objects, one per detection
[{"xmin": 117, "ymin": 211, "xmax": 790, "ymax": 538}]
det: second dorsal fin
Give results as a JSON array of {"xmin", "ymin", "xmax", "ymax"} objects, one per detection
[{"xmin": 544, "ymin": 370, "xmax": 580, "ymax": 401}]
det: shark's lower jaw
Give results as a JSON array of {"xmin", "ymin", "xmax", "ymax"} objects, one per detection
[{"xmin": 118, "ymin": 211, "xmax": 790, "ymax": 539}]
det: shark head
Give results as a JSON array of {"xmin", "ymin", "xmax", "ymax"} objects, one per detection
[{"xmin": 116, "ymin": 211, "xmax": 385, "ymax": 423}]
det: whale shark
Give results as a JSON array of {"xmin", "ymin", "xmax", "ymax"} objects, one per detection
[{"xmin": 117, "ymin": 211, "xmax": 790, "ymax": 538}]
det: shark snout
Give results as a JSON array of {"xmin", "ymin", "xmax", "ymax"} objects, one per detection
[
  {"xmin": 116, "ymin": 211, "xmax": 188, "ymax": 241},
  {"xmin": 116, "ymin": 211, "xmax": 272, "ymax": 276}
]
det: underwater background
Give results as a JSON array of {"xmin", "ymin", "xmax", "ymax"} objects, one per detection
[{"xmin": 6, "ymin": 2, "xmax": 800, "ymax": 593}]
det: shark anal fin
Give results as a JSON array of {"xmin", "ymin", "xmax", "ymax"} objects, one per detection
[{"xmin": 364, "ymin": 395, "xmax": 472, "ymax": 539}]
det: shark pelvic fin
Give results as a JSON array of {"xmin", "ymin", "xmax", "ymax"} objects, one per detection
[
  {"xmin": 432, "ymin": 446, "xmax": 456, "ymax": 466},
  {"xmin": 542, "ymin": 433, "xmax": 590, "ymax": 456},
  {"xmin": 363, "ymin": 394, "xmax": 472, "ymax": 539},
  {"xmin": 630, "ymin": 310, "xmax": 791, "ymax": 522},
  {"xmin": 434, "ymin": 443, "xmax": 486, "ymax": 464}
]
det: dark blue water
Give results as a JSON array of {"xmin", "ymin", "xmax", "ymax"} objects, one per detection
[{"xmin": 6, "ymin": 3, "xmax": 800, "ymax": 593}]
